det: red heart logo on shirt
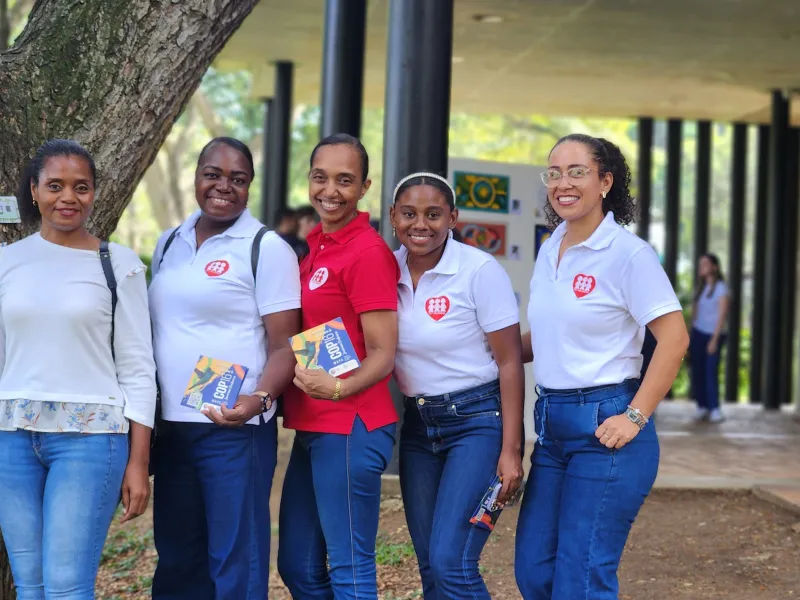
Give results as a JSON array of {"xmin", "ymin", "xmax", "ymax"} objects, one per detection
[
  {"xmin": 205, "ymin": 260, "xmax": 230, "ymax": 277},
  {"xmin": 573, "ymin": 274, "xmax": 596, "ymax": 298},
  {"xmin": 425, "ymin": 296, "xmax": 450, "ymax": 321}
]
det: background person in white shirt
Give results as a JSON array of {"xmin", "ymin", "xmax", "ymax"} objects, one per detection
[
  {"xmin": 690, "ymin": 253, "xmax": 729, "ymax": 423},
  {"xmin": 515, "ymin": 135, "xmax": 689, "ymax": 600},
  {"xmin": 148, "ymin": 138, "xmax": 301, "ymax": 600},
  {"xmin": 389, "ymin": 172, "xmax": 524, "ymax": 600},
  {"xmin": 0, "ymin": 139, "xmax": 156, "ymax": 599}
]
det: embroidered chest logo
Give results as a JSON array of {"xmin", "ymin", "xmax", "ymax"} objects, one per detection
[
  {"xmin": 309, "ymin": 267, "xmax": 329, "ymax": 290},
  {"xmin": 205, "ymin": 260, "xmax": 229, "ymax": 277},
  {"xmin": 425, "ymin": 296, "xmax": 450, "ymax": 321},
  {"xmin": 573, "ymin": 274, "xmax": 596, "ymax": 298}
]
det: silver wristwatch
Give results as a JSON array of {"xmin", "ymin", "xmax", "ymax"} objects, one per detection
[{"xmin": 624, "ymin": 405, "xmax": 648, "ymax": 430}]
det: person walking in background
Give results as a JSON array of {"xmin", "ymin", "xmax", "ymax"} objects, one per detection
[
  {"xmin": 295, "ymin": 204, "xmax": 319, "ymax": 253},
  {"xmin": 278, "ymin": 134, "xmax": 399, "ymax": 599},
  {"xmin": 0, "ymin": 140, "xmax": 156, "ymax": 599},
  {"xmin": 690, "ymin": 253, "xmax": 729, "ymax": 423},
  {"xmin": 275, "ymin": 207, "xmax": 310, "ymax": 259},
  {"xmin": 515, "ymin": 134, "xmax": 689, "ymax": 599},
  {"xmin": 390, "ymin": 172, "xmax": 524, "ymax": 599},
  {"xmin": 149, "ymin": 137, "xmax": 301, "ymax": 599}
]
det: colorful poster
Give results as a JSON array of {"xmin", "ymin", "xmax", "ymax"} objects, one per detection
[
  {"xmin": 454, "ymin": 171, "xmax": 510, "ymax": 213},
  {"xmin": 535, "ymin": 225, "xmax": 551, "ymax": 259},
  {"xmin": 457, "ymin": 222, "xmax": 507, "ymax": 257}
]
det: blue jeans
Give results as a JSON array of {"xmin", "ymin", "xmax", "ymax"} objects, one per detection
[
  {"xmin": 690, "ymin": 328, "xmax": 725, "ymax": 411},
  {"xmin": 515, "ymin": 380, "xmax": 659, "ymax": 600},
  {"xmin": 0, "ymin": 430, "xmax": 128, "ymax": 600},
  {"xmin": 278, "ymin": 416, "xmax": 396, "ymax": 600},
  {"xmin": 400, "ymin": 380, "xmax": 502, "ymax": 600},
  {"xmin": 151, "ymin": 417, "xmax": 277, "ymax": 600}
]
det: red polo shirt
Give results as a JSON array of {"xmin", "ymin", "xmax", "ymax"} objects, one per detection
[{"xmin": 283, "ymin": 212, "xmax": 400, "ymax": 434}]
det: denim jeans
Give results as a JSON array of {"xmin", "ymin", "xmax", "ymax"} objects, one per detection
[
  {"xmin": 515, "ymin": 379, "xmax": 659, "ymax": 600},
  {"xmin": 400, "ymin": 379, "xmax": 502, "ymax": 600},
  {"xmin": 0, "ymin": 430, "xmax": 128, "ymax": 600},
  {"xmin": 278, "ymin": 416, "xmax": 396, "ymax": 600},
  {"xmin": 151, "ymin": 417, "xmax": 277, "ymax": 600},
  {"xmin": 690, "ymin": 328, "xmax": 726, "ymax": 411}
]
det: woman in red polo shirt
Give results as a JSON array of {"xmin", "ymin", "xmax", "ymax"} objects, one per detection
[{"xmin": 278, "ymin": 133, "xmax": 400, "ymax": 599}]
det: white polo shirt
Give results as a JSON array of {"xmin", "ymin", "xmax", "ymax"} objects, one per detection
[
  {"xmin": 528, "ymin": 211, "xmax": 681, "ymax": 390},
  {"xmin": 149, "ymin": 210, "xmax": 301, "ymax": 424},
  {"xmin": 394, "ymin": 237, "xmax": 519, "ymax": 397},
  {"xmin": 694, "ymin": 281, "xmax": 728, "ymax": 335}
]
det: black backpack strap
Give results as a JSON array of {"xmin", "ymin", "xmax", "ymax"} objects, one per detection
[
  {"xmin": 99, "ymin": 241, "xmax": 118, "ymax": 361},
  {"xmin": 251, "ymin": 226, "xmax": 268, "ymax": 279},
  {"xmin": 158, "ymin": 227, "xmax": 179, "ymax": 268}
]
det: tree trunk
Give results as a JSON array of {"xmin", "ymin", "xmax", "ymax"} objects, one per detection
[
  {"xmin": 0, "ymin": 0, "xmax": 260, "ymax": 595},
  {"xmin": 0, "ymin": 0, "xmax": 260, "ymax": 243}
]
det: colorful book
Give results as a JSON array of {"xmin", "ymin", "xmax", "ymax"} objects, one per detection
[
  {"xmin": 470, "ymin": 475, "xmax": 504, "ymax": 531},
  {"xmin": 290, "ymin": 317, "xmax": 360, "ymax": 377},
  {"xmin": 181, "ymin": 356, "xmax": 249, "ymax": 413}
]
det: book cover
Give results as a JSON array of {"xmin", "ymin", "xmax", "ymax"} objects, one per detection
[
  {"xmin": 181, "ymin": 356, "xmax": 249, "ymax": 413},
  {"xmin": 290, "ymin": 317, "xmax": 360, "ymax": 377},
  {"xmin": 469, "ymin": 475, "xmax": 504, "ymax": 531}
]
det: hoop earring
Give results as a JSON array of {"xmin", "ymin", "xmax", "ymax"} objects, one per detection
[{"xmin": 32, "ymin": 199, "xmax": 38, "ymax": 206}]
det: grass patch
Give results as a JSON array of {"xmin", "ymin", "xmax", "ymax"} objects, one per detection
[
  {"xmin": 376, "ymin": 535, "xmax": 415, "ymax": 566},
  {"xmin": 101, "ymin": 529, "xmax": 154, "ymax": 564}
]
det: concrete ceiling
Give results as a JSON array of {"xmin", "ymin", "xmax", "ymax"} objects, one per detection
[{"xmin": 215, "ymin": 0, "xmax": 800, "ymax": 124}]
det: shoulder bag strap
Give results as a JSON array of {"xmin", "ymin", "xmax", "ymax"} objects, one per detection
[{"xmin": 98, "ymin": 241, "xmax": 118, "ymax": 361}]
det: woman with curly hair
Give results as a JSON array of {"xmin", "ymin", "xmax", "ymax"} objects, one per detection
[{"xmin": 515, "ymin": 134, "xmax": 689, "ymax": 599}]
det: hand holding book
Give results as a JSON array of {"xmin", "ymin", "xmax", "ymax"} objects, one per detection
[
  {"xmin": 203, "ymin": 394, "xmax": 263, "ymax": 427},
  {"xmin": 290, "ymin": 318, "xmax": 360, "ymax": 401}
]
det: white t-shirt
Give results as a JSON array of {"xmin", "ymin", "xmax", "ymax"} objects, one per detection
[
  {"xmin": 694, "ymin": 281, "xmax": 728, "ymax": 335},
  {"xmin": 394, "ymin": 238, "xmax": 519, "ymax": 396},
  {"xmin": 0, "ymin": 234, "xmax": 157, "ymax": 426},
  {"xmin": 149, "ymin": 210, "xmax": 301, "ymax": 425},
  {"xmin": 528, "ymin": 212, "xmax": 681, "ymax": 390}
]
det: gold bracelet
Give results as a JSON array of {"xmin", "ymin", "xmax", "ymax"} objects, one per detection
[{"xmin": 332, "ymin": 379, "xmax": 342, "ymax": 402}]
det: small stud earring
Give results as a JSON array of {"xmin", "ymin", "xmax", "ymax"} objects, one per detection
[
  {"xmin": 601, "ymin": 191, "xmax": 607, "ymax": 199},
  {"xmin": 32, "ymin": 199, "xmax": 38, "ymax": 206}
]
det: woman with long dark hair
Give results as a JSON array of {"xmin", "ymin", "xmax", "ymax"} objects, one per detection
[
  {"xmin": 515, "ymin": 134, "xmax": 689, "ymax": 599},
  {"xmin": 690, "ymin": 253, "xmax": 729, "ymax": 422}
]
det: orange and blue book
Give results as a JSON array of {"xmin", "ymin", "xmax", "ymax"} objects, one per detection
[
  {"xmin": 181, "ymin": 356, "xmax": 249, "ymax": 413},
  {"xmin": 290, "ymin": 317, "xmax": 360, "ymax": 377},
  {"xmin": 470, "ymin": 475, "xmax": 504, "ymax": 531}
]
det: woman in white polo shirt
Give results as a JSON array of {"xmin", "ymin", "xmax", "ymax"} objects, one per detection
[
  {"xmin": 389, "ymin": 172, "xmax": 524, "ymax": 599},
  {"xmin": 515, "ymin": 134, "xmax": 689, "ymax": 600},
  {"xmin": 690, "ymin": 253, "xmax": 729, "ymax": 423},
  {"xmin": 148, "ymin": 137, "xmax": 301, "ymax": 599}
]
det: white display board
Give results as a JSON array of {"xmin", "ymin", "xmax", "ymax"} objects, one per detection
[{"xmin": 447, "ymin": 158, "xmax": 548, "ymax": 441}]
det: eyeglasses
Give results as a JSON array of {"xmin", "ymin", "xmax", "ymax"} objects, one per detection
[{"xmin": 540, "ymin": 167, "xmax": 594, "ymax": 188}]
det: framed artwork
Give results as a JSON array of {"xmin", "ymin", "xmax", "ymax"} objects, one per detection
[
  {"xmin": 535, "ymin": 224, "xmax": 551, "ymax": 259},
  {"xmin": 457, "ymin": 221, "xmax": 507, "ymax": 257},
  {"xmin": 454, "ymin": 171, "xmax": 510, "ymax": 214}
]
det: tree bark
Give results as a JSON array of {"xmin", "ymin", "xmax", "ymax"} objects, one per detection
[
  {"xmin": 0, "ymin": 0, "xmax": 260, "ymax": 595},
  {"xmin": 0, "ymin": 0, "xmax": 260, "ymax": 243}
]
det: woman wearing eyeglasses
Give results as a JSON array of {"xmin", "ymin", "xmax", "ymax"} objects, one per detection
[{"xmin": 515, "ymin": 134, "xmax": 689, "ymax": 600}]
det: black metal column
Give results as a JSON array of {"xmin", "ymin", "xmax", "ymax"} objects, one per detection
[
  {"xmin": 750, "ymin": 125, "xmax": 770, "ymax": 403},
  {"xmin": 320, "ymin": 0, "xmax": 367, "ymax": 138},
  {"xmin": 779, "ymin": 127, "xmax": 800, "ymax": 404},
  {"xmin": 664, "ymin": 119, "xmax": 683, "ymax": 288},
  {"xmin": 264, "ymin": 61, "xmax": 293, "ymax": 228},
  {"xmin": 259, "ymin": 97, "xmax": 273, "ymax": 225},
  {"xmin": 380, "ymin": 0, "xmax": 454, "ymax": 247},
  {"xmin": 693, "ymin": 121, "xmax": 711, "ymax": 291},
  {"xmin": 761, "ymin": 91, "xmax": 790, "ymax": 410},
  {"xmin": 380, "ymin": 0, "xmax": 454, "ymax": 475},
  {"xmin": 637, "ymin": 118, "xmax": 653, "ymax": 241},
  {"xmin": 725, "ymin": 123, "xmax": 747, "ymax": 403}
]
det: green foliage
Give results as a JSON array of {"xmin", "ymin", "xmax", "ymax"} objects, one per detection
[{"xmin": 375, "ymin": 535, "xmax": 415, "ymax": 566}]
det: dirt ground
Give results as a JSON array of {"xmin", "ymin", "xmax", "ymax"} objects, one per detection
[{"xmin": 96, "ymin": 426, "xmax": 800, "ymax": 600}]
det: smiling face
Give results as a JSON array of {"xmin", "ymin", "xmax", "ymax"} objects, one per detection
[
  {"xmin": 32, "ymin": 155, "xmax": 95, "ymax": 232},
  {"xmin": 194, "ymin": 143, "xmax": 252, "ymax": 223},
  {"xmin": 308, "ymin": 144, "xmax": 370, "ymax": 231},
  {"xmin": 546, "ymin": 140, "xmax": 613, "ymax": 224},
  {"xmin": 390, "ymin": 183, "xmax": 457, "ymax": 258}
]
